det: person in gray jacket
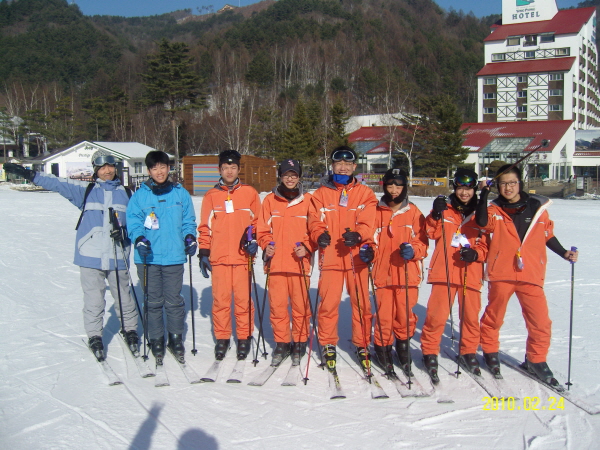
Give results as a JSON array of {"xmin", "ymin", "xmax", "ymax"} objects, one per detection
[{"xmin": 3, "ymin": 152, "xmax": 139, "ymax": 361}]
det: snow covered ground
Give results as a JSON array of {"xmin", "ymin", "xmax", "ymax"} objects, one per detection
[{"xmin": 1, "ymin": 183, "xmax": 599, "ymax": 449}]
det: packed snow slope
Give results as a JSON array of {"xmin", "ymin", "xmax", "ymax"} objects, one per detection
[{"xmin": 1, "ymin": 184, "xmax": 599, "ymax": 449}]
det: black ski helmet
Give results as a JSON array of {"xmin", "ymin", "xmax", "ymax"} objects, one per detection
[
  {"xmin": 452, "ymin": 168, "xmax": 479, "ymax": 190},
  {"xmin": 381, "ymin": 168, "xmax": 408, "ymax": 205}
]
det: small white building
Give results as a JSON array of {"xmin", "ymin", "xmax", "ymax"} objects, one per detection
[{"xmin": 30, "ymin": 141, "xmax": 162, "ymax": 186}]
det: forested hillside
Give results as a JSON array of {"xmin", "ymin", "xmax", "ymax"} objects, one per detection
[{"xmin": 1, "ymin": 0, "xmax": 503, "ymax": 175}]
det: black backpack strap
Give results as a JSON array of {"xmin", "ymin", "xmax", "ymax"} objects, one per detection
[{"xmin": 75, "ymin": 183, "xmax": 96, "ymax": 230}]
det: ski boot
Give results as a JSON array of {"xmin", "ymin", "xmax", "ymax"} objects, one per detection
[
  {"xmin": 355, "ymin": 346, "xmax": 372, "ymax": 376},
  {"xmin": 123, "ymin": 330, "xmax": 139, "ymax": 355},
  {"xmin": 150, "ymin": 338, "xmax": 165, "ymax": 365},
  {"xmin": 395, "ymin": 339, "xmax": 414, "ymax": 377},
  {"xmin": 291, "ymin": 341, "xmax": 307, "ymax": 365},
  {"xmin": 374, "ymin": 344, "xmax": 396, "ymax": 378},
  {"xmin": 88, "ymin": 335, "xmax": 105, "ymax": 362},
  {"xmin": 271, "ymin": 342, "xmax": 291, "ymax": 367},
  {"xmin": 322, "ymin": 344, "xmax": 337, "ymax": 372},
  {"xmin": 214, "ymin": 339, "xmax": 230, "ymax": 361},
  {"xmin": 523, "ymin": 358, "xmax": 560, "ymax": 387},
  {"xmin": 167, "ymin": 333, "xmax": 185, "ymax": 363},
  {"xmin": 423, "ymin": 354, "xmax": 440, "ymax": 385},
  {"xmin": 484, "ymin": 352, "xmax": 502, "ymax": 378},
  {"xmin": 236, "ymin": 338, "xmax": 251, "ymax": 360},
  {"xmin": 458, "ymin": 353, "xmax": 482, "ymax": 376}
]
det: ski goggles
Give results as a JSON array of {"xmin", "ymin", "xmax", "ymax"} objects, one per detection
[
  {"xmin": 454, "ymin": 174, "xmax": 477, "ymax": 188},
  {"xmin": 331, "ymin": 149, "xmax": 356, "ymax": 162},
  {"xmin": 93, "ymin": 155, "xmax": 117, "ymax": 167}
]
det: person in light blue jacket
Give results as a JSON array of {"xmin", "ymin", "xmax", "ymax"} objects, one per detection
[
  {"xmin": 3, "ymin": 152, "xmax": 140, "ymax": 362},
  {"xmin": 126, "ymin": 150, "xmax": 197, "ymax": 365}
]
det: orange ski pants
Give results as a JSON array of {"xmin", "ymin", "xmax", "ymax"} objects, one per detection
[
  {"xmin": 267, "ymin": 273, "xmax": 311, "ymax": 343},
  {"xmin": 211, "ymin": 264, "xmax": 255, "ymax": 340},
  {"xmin": 373, "ymin": 286, "xmax": 419, "ymax": 345},
  {"xmin": 317, "ymin": 268, "xmax": 372, "ymax": 347},
  {"xmin": 480, "ymin": 281, "xmax": 551, "ymax": 363},
  {"xmin": 420, "ymin": 283, "xmax": 482, "ymax": 356}
]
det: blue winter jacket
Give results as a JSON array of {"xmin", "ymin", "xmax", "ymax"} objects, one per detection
[
  {"xmin": 32, "ymin": 172, "xmax": 131, "ymax": 271},
  {"xmin": 126, "ymin": 179, "xmax": 197, "ymax": 266}
]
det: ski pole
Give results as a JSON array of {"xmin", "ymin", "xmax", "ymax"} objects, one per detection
[
  {"xmin": 188, "ymin": 255, "xmax": 197, "ymax": 356},
  {"xmin": 143, "ymin": 255, "xmax": 149, "ymax": 361},
  {"xmin": 365, "ymin": 250, "xmax": 389, "ymax": 377},
  {"xmin": 439, "ymin": 202, "xmax": 456, "ymax": 341},
  {"xmin": 402, "ymin": 246, "xmax": 413, "ymax": 389},
  {"xmin": 305, "ymin": 239, "xmax": 327, "ymax": 384},
  {"xmin": 108, "ymin": 209, "xmax": 143, "ymax": 319},
  {"xmin": 108, "ymin": 208, "xmax": 126, "ymax": 339},
  {"xmin": 566, "ymin": 246, "xmax": 578, "ymax": 390},
  {"xmin": 297, "ymin": 243, "xmax": 322, "ymax": 359},
  {"xmin": 252, "ymin": 241, "xmax": 274, "ymax": 366},
  {"xmin": 346, "ymin": 228, "xmax": 372, "ymax": 381}
]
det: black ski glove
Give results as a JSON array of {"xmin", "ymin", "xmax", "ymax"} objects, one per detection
[
  {"xmin": 400, "ymin": 242, "xmax": 414, "ymax": 260},
  {"xmin": 3, "ymin": 163, "xmax": 36, "ymax": 182},
  {"xmin": 460, "ymin": 247, "xmax": 478, "ymax": 262},
  {"xmin": 184, "ymin": 234, "xmax": 197, "ymax": 256},
  {"xmin": 342, "ymin": 229, "xmax": 361, "ymax": 247},
  {"xmin": 317, "ymin": 232, "xmax": 331, "ymax": 248},
  {"xmin": 431, "ymin": 196, "xmax": 448, "ymax": 221},
  {"xmin": 359, "ymin": 245, "xmax": 374, "ymax": 264},
  {"xmin": 135, "ymin": 236, "xmax": 151, "ymax": 258},
  {"xmin": 240, "ymin": 226, "xmax": 258, "ymax": 256},
  {"xmin": 110, "ymin": 228, "xmax": 124, "ymax": 243},
  {"xmin": 476, "ymin": 187, "xmax": 490, "ymax": 227},
  {"xmin": 198, "ymin": 249, "xmax": 212, "ymax": 278}
]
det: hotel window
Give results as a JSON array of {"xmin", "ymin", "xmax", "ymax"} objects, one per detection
[
  {"xmin": 549, "ymin": 89, "xmax": 563, "ymax": 96},
  {"xmin": 483, "ymin": 93, "xmax": 496, "ymax": 99},
  {"xmin": 507, "ymin": 36, "xmax": 520, "ymax": 46},
  {"xmin": 549, "ymin": 104, "xmax": 563, "ymax": 111},
  {"xmin": 517, "ymin": 106, "xmax": 527, "ymax": 113},
  {"xmin": 517, "ymin": 90, "xmax": 527, "ymax": 98},
  {"xmin": 540, "ymin": 34, "xmax": 555, "ymax": 43},
  {"xmin": 517, "ymin": 75, "xmax": 527, "ymax": 83},
  {"xmin": 524, "ymin": 51, "xmax": 535, "ymax": 59},
  {"xmin": 549, "ymin": 73, "xmax": 564, "ymax": 81},
  {"xmin": 492, "ymin": 53, "xmax": 506, "ymax": 61},
  {"xmin": 134, "ymin": 162, "xmax": 143, "ymax": 173},
  {"xmin": 484, "ymin": 77, "xmax": 496, "ymax": 85},
  {"xmin": 556, "ymin": 48, "xmax": 570, "ymax": 56},
  {"xmin": 524, "ymin": 35, "xmax": 537, "ymax": 46},
  {"xmin": 484, "ymin": 107, "xmax": 496, "ymax": 114}
]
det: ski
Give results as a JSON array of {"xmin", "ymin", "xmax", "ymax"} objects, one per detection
[
  {"xmin": 167, "ymin": 349, "xmax": 202, "ymax": 384},
  {"xmin": 118, "ymin": 334, "xmax": 154, "ymax": 378},
  {"xmin": 154, "ymin": 362, "xmax": 170, "ymax": 387},
  {"xmin": 442, "ymin": 350, "xmax": 511, "ymax": 399},
  {"xmin": 227, "ymin": 359, "xmax": 247, "ymax": 383},
  {"xmin": 201, "ymin": 359, "xmax": 224, "ymax": 383},
  {"xmin": 281, "ymin": 363, "xmax": 301, "ymax": 386},
  {"xmin": 388, "ymin": 371, "xmax": 431, "ymax": 398},
  {"xmin": 357, "ymin": 365, "xmax": 389, "ymax": 399},
  {"xmin": 83, "ymin": 338, "xmax": 122, "ymax": 386},
  {"xmin": 500, "ymin": 354, "xmax": 600, "ymax": 416},
  {"xmin": 247, "ymin": 363, "xmax": 278, "ymax": 386},
  {"xmin": 327, "ymin": 368, "xmax": 346, "ymax": 399}
]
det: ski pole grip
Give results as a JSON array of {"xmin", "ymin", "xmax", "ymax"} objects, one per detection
[
  {"xmin": 247, "ymin": 225, "xmax": 254, "ymax": 241},
  {"xmin": 107, "ymin": 207, "xmax": 117, "ymax": 228},
  {"xmin": 295, "ymin": 242, "xmax": 301, "ymax": 247},
  {"xmin": 362, "ymin": 244, "xmax": 369, "ymax": 249},
  {"xmin": 570, "ymin": 246, "xmax": 577, "ymax": 264},
  {"xmin": 270, "ymin": 241, "xmax": 275, "ymax": 246}
]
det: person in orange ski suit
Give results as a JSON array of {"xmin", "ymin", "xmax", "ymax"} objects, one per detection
[
  {"xmin": 420, "ymin": 168, "xmax": 489, "ymax": 382},
  {"xmin": 197, "ymin": 150, "xmax": 261, "ymax": 361},
  {"xmin": 366, "ymin": 169, "xmax": 428, "ymax": 378},
  {"xmin": 257, "ymin": 159, "xmax": 317, "ymax": 366},
  {"xmin": 307, "ymin": 146, "xmax": 377, "ymax": 372},
  {"xmin": 476, "ymin": 164, "xmax": 577, "ymax": 384}
]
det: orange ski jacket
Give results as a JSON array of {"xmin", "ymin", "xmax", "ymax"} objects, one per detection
[
  {"xmin": 198, "ymin": 181, "xmax": 260, "ymax": 266},
  {"xmin": 425, "ymin": 202, "xmax": 489, "ymax": 291},
  {"xmin": 372, "ymin": 199, "xmax": 428, "ymax": 288},
  {"xmin": 481, "ymin": 195, "xmax": 554, "ymax": 287},
  {"xmin": 308, "ymin": 176, "xmax": 377, "ymax": 270},
  {"xmin": 257, "ymin": 187, "xmax": 316, "ymax": 275}
]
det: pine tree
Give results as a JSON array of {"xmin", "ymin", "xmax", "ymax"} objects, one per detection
[
  {"xmin": 141, "ymin": 38, "xmax": 206, "ymax": 177},
  {"xmin": 281, "ymin": 97, "xmax": 318, "ymax": 169},
  {"xmin": 328, "ymin": 97, "xmax": 349, "ymax": 152},
  {"xmin": 250, "ymin": 106, "xmax": 284, "ymax": 160}
]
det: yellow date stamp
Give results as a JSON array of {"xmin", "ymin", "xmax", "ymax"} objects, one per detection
[{"xmin": 482, "ymin": 396, "xmax": 565, "ymax": 411}]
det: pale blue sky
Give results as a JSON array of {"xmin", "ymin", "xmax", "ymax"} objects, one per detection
[{"xmin": 72, "ymin": 0, "xmax": 584, "ymax": 18}]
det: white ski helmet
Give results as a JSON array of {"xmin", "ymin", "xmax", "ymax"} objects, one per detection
[{"xmin": 91, "ymin": 149, "xmax": 120, "ymax": 172}]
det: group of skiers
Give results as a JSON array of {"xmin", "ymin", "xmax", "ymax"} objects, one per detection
[{"xmin": 3, "ymin": 144, "xmax": 577, "ymax": 387}]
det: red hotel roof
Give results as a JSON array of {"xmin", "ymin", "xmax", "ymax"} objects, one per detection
[
  {"xmin": 477, "ymin": 57, "xmax": 576, "ymax": 76},
  {"xmin": 460, "ymin": 120, "xmax": 574, "ymax": 152},
  {"xmin": 484, "ymin": 7, "xmax": 595, "ymax": 42}
]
